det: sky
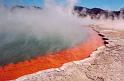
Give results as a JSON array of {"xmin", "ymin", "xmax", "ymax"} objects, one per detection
[
  {"xmin": 1, "ymin": 0, "xmax": 44, "ymax": 7},
  {"xmin": 77, "ymin": 0, "xmax": 124, "ymax": 10},
  {"xmin": 1, "ymin": 0, "xmax": 124, "ymax": 10}
]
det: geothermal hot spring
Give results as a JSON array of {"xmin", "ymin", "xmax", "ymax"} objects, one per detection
[{"xmin": 0, "ymin": 1, "xmax": 103, "ymax": 81}]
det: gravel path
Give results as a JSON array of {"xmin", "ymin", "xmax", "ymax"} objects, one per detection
[{"xmin": 13, "ymin": 25, "xmax": 124, "ymax": 81}]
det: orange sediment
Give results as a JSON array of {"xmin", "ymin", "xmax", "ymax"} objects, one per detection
[{"xmin": 0, "ymin": 31, "xmax": 103, "ymax": 81}]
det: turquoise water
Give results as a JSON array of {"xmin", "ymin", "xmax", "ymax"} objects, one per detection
[
  {"xmin": 0, "ymin": 24, "xmax": 90, "ymax": 66},
  {"xmin": 0, "ymin": 34, "xmax": 71, "ymax": 66}
]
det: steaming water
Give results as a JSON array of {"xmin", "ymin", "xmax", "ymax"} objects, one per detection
[
  {"xmin": 0, "ymin": 0, "xmax": 99, "ymax": 66},
  {"xmin": 0, "ymin": 24, "xmax": 89, "ymax": 66},
  {"xmin": 0, "ymin": 5, "xmax": 92, "ymax": 66},
  {"xmin": 0, "ymin": 34, "xmax": 69, "ymax": 65}
]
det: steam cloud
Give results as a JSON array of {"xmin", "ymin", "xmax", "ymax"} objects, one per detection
[
  {"xmin": 94, "ymin": 19, "xmax": 124, "ymax": 30},
  {"xmin": 0, "ymin": 0, "xmax": 92, "ymax": 66}
]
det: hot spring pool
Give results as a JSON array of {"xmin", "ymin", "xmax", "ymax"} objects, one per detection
[
  {"xmin": 0, "ymin": 28, "xmax": 103, "ymax": 81},
  {"xmin": 0, "ymin": 27, "xmax": 89, "ymax": 66},
  {"xmin": 0, "ymin": 2, "xmax": 104, "ymax": 81}
]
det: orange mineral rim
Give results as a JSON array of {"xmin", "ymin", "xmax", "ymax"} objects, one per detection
[{"xmin": 0, "ymin": 30, "xmax": 103, "ymax": 81}]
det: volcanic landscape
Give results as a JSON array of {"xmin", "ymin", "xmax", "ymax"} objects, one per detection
[
  {"xmin": 0, "ymin": 1, "xmax": 124, "ymax": 81},
  {"xmin": 0, "ymin": 4, "xmax": 104, "ymax": 81}
]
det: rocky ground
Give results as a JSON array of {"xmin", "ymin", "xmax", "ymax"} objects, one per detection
[{"xmin": 13, "ymin": 25, "xmax": 124, "ymax": 81}]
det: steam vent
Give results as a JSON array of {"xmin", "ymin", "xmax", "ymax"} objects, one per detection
[{"xmin": 0, "ymin": 27, "xmax": 103, "ymax": 81}]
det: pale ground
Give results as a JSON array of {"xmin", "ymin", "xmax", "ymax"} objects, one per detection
[{"xmin": 12, "ymin": 25, "xmax": 124, "ymax": 81}]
